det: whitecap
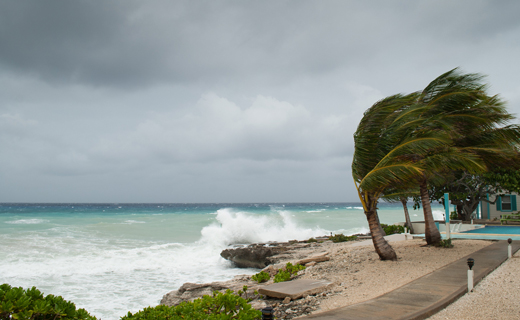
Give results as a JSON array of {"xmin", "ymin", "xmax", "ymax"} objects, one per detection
[
  {"xmin": 122, "ymin": 220, "xmax": 146, "ymax": 224},
  {"xmin": 5, "ymin": 219, "xmax": 49, "ymax": 225}
]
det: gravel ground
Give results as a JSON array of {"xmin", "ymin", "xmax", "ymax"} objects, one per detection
[{"xmin": 427, "ymin": 249, "xmax": 520, "ymax": 320}]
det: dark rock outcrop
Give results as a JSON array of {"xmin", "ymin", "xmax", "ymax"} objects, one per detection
[{"xmin": 220, "ymin": 242, "xmax": 312, "ymax": 268}]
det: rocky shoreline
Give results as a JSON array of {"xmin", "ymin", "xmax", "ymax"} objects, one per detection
[{"xmin": 161, "ymin": 237, "xmax": 493, "ymax": 319}]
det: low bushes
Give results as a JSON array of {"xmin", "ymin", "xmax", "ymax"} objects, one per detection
[
  {"xmin": 381, "ymin": 224, "xmax": 405, "ymax": 235},
  {"xmin": 251, "ymin": 262, "xmax": 306, "ymax": 284},
  {"xmin": 1, "ymin": 284, "xmax": 262, "ymax": 320},
  {"xmin": 0, "ymin": 283, "xmax": 96, "ymax": 320},
  {"xmin": 328, "ymin": 234, "xmax": 358, "ymax": 243},
  {"xmin": 122, "ymin": 288, "xmax": 261, "ymax": 320}
]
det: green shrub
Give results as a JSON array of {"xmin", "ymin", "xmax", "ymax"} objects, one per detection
[
  {"xmin": 450, "ymin": 211, "xmax": 458, "ymax": 220},
  {"xmin": 273, "ymin": 262, "xmax": 306, "ymax": 283},
  {"xmin": 306, "ymin": 238, "xmax": 318, "ymax": 243},
  {"xmin": 0, "ymin": 283, "xmax": 96, "ymax": 320},
  {"xmin": 251, "ymin": 271, "xmax": 270, "ymax": 283},
  {"xmin": 381, "ymin": 224, "xmax": 405, "ymax": 235},
  {"xmin": 328, "ymin": 234, "xmax": 358, "ymax": 243},
  {"xmin": 122, "ymin": 289, "xmax": 261, "ymax": 320},
  {"xmin": 436, "ymin": 238, "xmax": 454, "ymax": 248}
]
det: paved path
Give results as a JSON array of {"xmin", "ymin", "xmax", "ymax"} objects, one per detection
[{"xmin": 304, "ymin": 240, "xmax": 520, "ymax": 320}]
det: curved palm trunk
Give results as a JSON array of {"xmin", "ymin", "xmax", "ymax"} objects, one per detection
[
  {"xmin": 400, "ymin": 197, "xmax": 414, "ymax": 234},
  {"xmin": 419, "ymin": 178, "xmax": 441, "ymax": 245},
  {"xmin": 366, "ymin": 208, "xmax": 397, "ymax": 260}
]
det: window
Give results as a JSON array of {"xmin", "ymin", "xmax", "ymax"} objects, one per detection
[
  {"xmin": 497, "ymin": 194, "xmax": 517, "ymax": 212},
  {"xmin": 502, "ymin": 195, "xmax": 512, "ymax": 211}
]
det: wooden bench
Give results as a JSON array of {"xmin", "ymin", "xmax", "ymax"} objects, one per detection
[{"xmin": 500, "ymin": 213, "xmax": 520, "ymax": 225}]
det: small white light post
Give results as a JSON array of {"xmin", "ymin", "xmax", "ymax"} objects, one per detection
[
  {"xmin": 467, "ymin": 258, "xmax": 474, "ymax": 292},
  {"xmin": 508, "ymin": 238, "xmax": 513, "ymax": 259}
]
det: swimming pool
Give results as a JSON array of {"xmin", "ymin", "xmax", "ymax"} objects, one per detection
[{"xmin": 462, "ymin": 226, "xmax": 520, "ymax": 235}]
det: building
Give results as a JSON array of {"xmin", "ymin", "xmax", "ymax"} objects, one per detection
[{"xmin": 480, "ymin": 192, "xmax": 519, "ymax": 220}]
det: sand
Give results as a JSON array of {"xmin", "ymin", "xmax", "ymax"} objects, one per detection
[{"xmin": 288, "ymin": 238, "xmax": 493, "ymax": 316}]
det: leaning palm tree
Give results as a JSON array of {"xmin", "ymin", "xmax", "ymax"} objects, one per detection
[
  {"xmin": 400, "ymin": 69, "xmax": 519, "ymax": 244},
  {"xmin": 352, "ymin": 93, "xmax": 451, "ymax": 259},
  {"xmin": 354, "ymin": 69, "xmax": 520, "ymax": 253}
]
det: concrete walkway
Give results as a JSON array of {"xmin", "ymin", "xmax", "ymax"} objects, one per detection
[{"xmin": 304, "ymin": 240, "xmax": 520, "ymax": 320}]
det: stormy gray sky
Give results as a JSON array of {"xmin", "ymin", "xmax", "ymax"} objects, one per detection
[{"xmin": 1, "ymin": 0, "xmax": 519, "ymax": 203}]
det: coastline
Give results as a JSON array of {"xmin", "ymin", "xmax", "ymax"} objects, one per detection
[{"xmin": 162, "ymin": 237, "xmax": 493, "ymax": 319}]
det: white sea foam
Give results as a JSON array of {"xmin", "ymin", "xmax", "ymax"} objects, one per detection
[
  {"xmin": 122, "ymin": 220, "xmax": 146, "ymax": 224},
  {"xmin": 346, "ymin": 206, "xmax": 364, "ymax": 210},
  {"xmin": 5, "ymin": 219, "xmax": 49, "ymax": 224},
  {"xmin": 200, "ymin": 208, "xmax": 327, "ymax": 246},
  {"xmin": 432, "ymin": 210, "xmax": 445, "ymax": 221}
]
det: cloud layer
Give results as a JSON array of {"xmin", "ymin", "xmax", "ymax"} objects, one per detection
[{"xmin": 0, "ymin": 1, "xmax": 519, "ymax": 202}]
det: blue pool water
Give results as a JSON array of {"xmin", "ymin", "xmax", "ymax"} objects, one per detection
[{"xmin": 462, "ymin": 226, "xmax": 520, "ymax": 234}]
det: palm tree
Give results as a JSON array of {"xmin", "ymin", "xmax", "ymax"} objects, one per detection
[
  {"xmin": 403, "ymin": 69, "xmax": 518, "ymax": 244},
  {"xmin": 353, "ymin": 69, "xmax": 512, "ymax": 250},
  {"xmin": 352, "ymin": 93, "xmax": 450, "ymax": 259}
]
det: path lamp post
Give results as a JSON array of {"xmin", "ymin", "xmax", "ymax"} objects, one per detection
[
  {"xmin": 467, "ymin": 258, "xmax": 474, "ymax": 292},
  {"xmin": 508, "ymin": 238, "xmax": 513, "ymax": 259},
  {"xmin": 262, "ymin": 307, "xmax": 274, "ymax": 320}
]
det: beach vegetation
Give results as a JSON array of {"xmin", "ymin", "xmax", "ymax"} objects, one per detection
[
  {"xmin": 122, "ymin": 288, "xmax": 261, "ymax": 320},
  {"xmin": 328, "ymin": 234, "xmax": 358, "ymax": 242},
  {"xmin": 380, "ymin": 224, "xmax": 404, "ymax": 235},
  {"xmin": 273, "ymin": 262, "xmax": 306, "ymax": 283},
  {"xmin": 352, "ymin": 68, "xmax": 520, "ymax": 255},
  {"xmin": 306, "ymin": 237, "xmax": 318, "ymax": 243},
  {"xmin": 436, "ymin": 239, "xmax": 454, "ymax": 248},
  {"xmin": 251, "ymin": 271, "xmax": 270, "ymax": 283},
  {"xmin": 450, "ymin": 211, "xmax": 458, "ymax": 220},
  {"xmin": 0, "ymin": 283, "xmax": 97, "ymax": 320}
]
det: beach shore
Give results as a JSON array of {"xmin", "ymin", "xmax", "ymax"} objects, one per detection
[
  {"xmin": 291, "ymin": 238, "xmax": 492, "ymax": 317},
  {"xmin": 163, "ymin": 237, "xmax": 496, "ymax": 319}
]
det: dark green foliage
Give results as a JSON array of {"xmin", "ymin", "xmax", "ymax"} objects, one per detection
[
  {"xmin": 328, "ymin": 234, "xmax": 358, "ymax": 243},
  {"xmin": 435, "ymin": 239, "xmax": 454, "ymax": 248},
  {"xmin": 0, "ymin": 283, "xmax": 96, "ymax": 320},
  {"xmin": 122, "ymin": 289, "xmax": 261, "ymax": 320},
  {"xmin": 251, "ymin": 271, "xmax": 270, "ymax": 283},
  {"xmin": 380, "ymin": 224, "xmax": 405, "ymax": 235},
  {"xmin": 273, "ymin": 263, "xmax": 306, "ymax": 283},
  {"xmin": 306, "ymin": 238, "xmax": 318, "ymax": 243},
  {"xmin": 450, "ymin": 211, "xmax": 458, "ymax": 220}
]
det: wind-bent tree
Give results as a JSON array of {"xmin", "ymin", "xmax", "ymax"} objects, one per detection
[
  {"xmin": 352, "ymin": 93, "xmax": 450, "ymax": 259},
  {"xmin": 353, "ymin": 68, "xmax": 517, "ymax": 251},
  {"xmin": 393, "ymin": 69, "xmax": 516, "ymax": 244}
]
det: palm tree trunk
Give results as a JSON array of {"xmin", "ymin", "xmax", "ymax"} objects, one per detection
[
  {"xmin": 366, "ymin": 208, "xmax": 397, "ymax": 260},
  {"xmin": 400, "ymin": 197, "xmax": 414, "ymax": 234},
  {"xmin": 419, "ymin": 178, "xmax": 441, "ymax": 245}
]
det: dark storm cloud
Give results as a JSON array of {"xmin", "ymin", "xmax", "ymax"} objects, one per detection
[{"xmin": 2, "ymin": 0, "xmax": 518, "ymax": 88}]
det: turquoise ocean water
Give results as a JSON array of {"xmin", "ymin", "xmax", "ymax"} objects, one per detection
[{"xmin": 0, "ymin": 202, "xmax": 443, "ymax": 319}]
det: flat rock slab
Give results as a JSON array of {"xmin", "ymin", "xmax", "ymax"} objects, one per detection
[{"xmin": 258, "ymin": 279, "xmax": 333, "ymax": 300}]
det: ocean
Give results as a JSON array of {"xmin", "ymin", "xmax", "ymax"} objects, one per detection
[{"xmin": 0, "ymin": 202, "xmax": 443, "ymax": 319}]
